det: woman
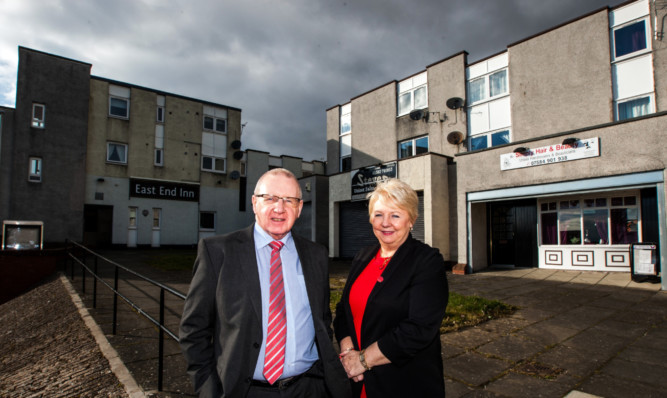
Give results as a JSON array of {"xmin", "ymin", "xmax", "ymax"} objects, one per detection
[{"xmin": 334, "ymin": 179, "xmax": 449, "ymax": 397}]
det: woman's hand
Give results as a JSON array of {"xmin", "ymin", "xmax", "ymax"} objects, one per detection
[{"xmin": 339, "ymin": 349, "xmax": 366, "ymax": 382}]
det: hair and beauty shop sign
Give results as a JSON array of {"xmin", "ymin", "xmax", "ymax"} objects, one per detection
[
  {"xmin": 129, "ymin": 178, "xmax": 200, "ymax": 202},
  {"xmin": 351, "ymin": 162, "xmax": 397, "ymax": 201},
  {"xmin": 500, "ymin": 137, "xmax": 599, "ymax": 171}
]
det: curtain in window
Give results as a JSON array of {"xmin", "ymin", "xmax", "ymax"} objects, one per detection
[
  {"xmin": 618, "ymin": 97, "xmax": 650, "ymax": 120},
  {"xmin": 468, "ymin": 78, "xmax": 485, "ymax": 103},
  {"xmin": 489, "ymin": 70, "xmax": 507, "ymax": 97},
  {"xmin": 611, "ymin": 208, "xmax": 639, "ymax": 244}
]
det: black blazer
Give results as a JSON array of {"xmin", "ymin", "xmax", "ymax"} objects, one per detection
[
  {"xmin": 334, "ymin": 236, "xmax": 449, "ymax": 397},
  {"xmin": 179, "ymin": 224, "xmax": 351, "ymax": 398}
]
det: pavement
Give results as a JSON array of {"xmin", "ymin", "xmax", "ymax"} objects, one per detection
[{"xmin": 1, "ymin": 248, "xmax": 665, "ymax": 397}]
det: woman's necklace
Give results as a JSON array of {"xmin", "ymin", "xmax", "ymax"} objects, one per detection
[{"xmin": 378, "ymin": 256, "xmax": 392, "ymax": 271}]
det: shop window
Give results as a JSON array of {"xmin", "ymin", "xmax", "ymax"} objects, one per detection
[
  {"xmin": 398, "ymin": 136, "xmax": 428, "ymax": 159},
  {"xmin": 539, "ymin": 195, "xmax": 640, "ymax": 246},
  {"xmin": 32, "ymin": 103, "xmax": 45, "ymax": 128},
  {"xmin": 28, "ymin": 157, "xmax": 42, "ymax": 182},
  {"xmin": 200, "ymin": 211, "xmax": 215, "ymax": 230},
  {"xmin": 107, "ymin": 142, "xmax": 128, "ymax": 164}
]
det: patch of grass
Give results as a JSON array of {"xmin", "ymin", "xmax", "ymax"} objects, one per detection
[
  {"xmin": 329, "ymin": 280, "xmax": 517, "ymax": 334},
  {"xmin": 147, "ymin": 252, "xmax": 196, "ymax": 271},
  {"xmin": 440, "ymin": 292, "xmax": 517, "ymax": 333}
]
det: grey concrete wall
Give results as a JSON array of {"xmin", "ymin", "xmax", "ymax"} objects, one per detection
[
  {"xmin": 351, "ymin": 83, "xmax": 397, "ymax": 169},
  {"xmin": 653, "ymin": 6, "xmax": 667, "ymax": 112},
  {"xmin": 325, "ymin": 106, "xmax": 341, "ymax": 175},
  {"xmin": 509, "ymin": 9, "xmax": 614, "ymax": 139},
  {"xmin": 11, "ymin": 47, "xmax": 91, "ymax": 244}
]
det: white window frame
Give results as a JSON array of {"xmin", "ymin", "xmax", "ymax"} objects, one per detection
[
  {"xmin": 201, "ymin": 156, "xmax": 226, "ymax": 173},
  {"xmin": 611, "ymin": 17, "xmax": 651, "ymax": 62},
  {"xmin": 203, "ymin": 115, "xmax": 226, "ymax": 133},
  {"xmin": 106, "ymin": 142, "xmax": 128, "ymax": 164},
  {"xmin": 340, "ymin": 103, "xmax": 352, "ymax": 172},
  {"xmin": 469, "ymin": 128, "xmax": 511, "ymax": 151},
  {"xmin": 129, "ymin": 207, "xmax": 137, "ymax": 229},
  {"xmin": 615, "ymin": 94, "xmax": 655, "ymax": 121},
  {"xmin": 152, "ymin": 208, "xmax": 162, "ymax": 229},
  {"xmin": 109, "ymin": 96, "xmax": 129, "ymax": 119},
  {"xmin": 156, "ymin": 106, "xmax": 165, "ymax": 123},
  {"xmin": 32, "ymin": 103, "xmax": 46, "ymax": 128},
  {"xmin": 28, "ymin": 157, "xmax": 42, "ymax": 182},
  {"xmin": 154, "ymin": 148, "xmax": 164, "ymax": 166},
  {"xmin": 397, "ymin": 72, "xmax": 428, "ymax": 117},
  {"xmin": 467, "ymin": 68, "xmax": 508, "ymax": 106},
  {"xmin": 398, "ymin": 136, "xmax": 429, "ymax": 159}
]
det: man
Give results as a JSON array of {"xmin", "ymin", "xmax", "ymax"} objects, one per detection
[{"xmin": 180, "ymin": 168, "xmax": 351, "ymax": 398}]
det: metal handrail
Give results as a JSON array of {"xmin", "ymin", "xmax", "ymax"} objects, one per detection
[{"xmin": 65, "ymin": 240, "xmax": 187, "ymax": 392}]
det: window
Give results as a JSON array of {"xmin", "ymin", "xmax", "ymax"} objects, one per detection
[
  {"xmin": 28, "ymin": 157, "xmax": 42, "ymax": 182},
  {"xmin": 157, "ymin": 106, "xmax": 165, "ymax": 123},
  {"xmin": 398, "ymin": 136, "xmax": 428, "ymax": 159},
  {"xmin": 613, "ymin": 19, "xmax": 648, "ymax": 59},
  {"xmin": 154, "ymin": 125, "xmax": 164, "ymax": 166},
  {"xmin": 204, "ymin": 115, "xmax": 226, "ymax": 133},
  {"xmin": 201, "ymin": 131, "xmax": 226, "ymax": 173},
  {"xmin": 469, "ymin": 129, "xmax": 510, "ymax": 151},
  {"xmin": 109, "ymin": 97, "xmax": 129, "ymax": 118},
  {"xmin": 468, "ymin": 69, "xmax": 507, "ymax": 105},
  {"xmin": 154, "ymin": 149, "xmax": 163, "ymax": 166},
  {"xmin": 107, "ymin": 142, "xmax": 128, "ymax": 164},
  {"xmin": 200, "ymin": 212, "xmax": 215, "ymax": 230},
  {"xmin": 109, "ymin": 85, "xmax": 130, "ymax": 118},
  {"xmin": 32, "ymin": 103, "xmax": 45, "ymax": 128},
  {"xmin": 539, "ymin": 195, "xmax": 640, "ymax": 246},
  {"xmin": 340, "ymin": 103, "xmax": 352, "ymax": 172},
  {"xmin": 152, "ymin": 208, "xmax": 161, "ymax": 229},
  {"xmin": 617, "ymin": 95, "xmax": 652, "ymax": 121},
  {"xmin": 129, "ymin": 207, "xmax": 137, "ymax": 228},
  {"xmin": 397, "ymin": 72, "xmax": 427, "ymax": 116}
]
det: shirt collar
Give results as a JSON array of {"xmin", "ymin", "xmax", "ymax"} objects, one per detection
[{"xmin": 253, "ymin": 223, "xmax": 294, "ymax": 250}]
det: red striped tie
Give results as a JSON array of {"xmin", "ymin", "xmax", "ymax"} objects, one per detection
[{"xmin": 264, "ymin": 241, "xmax": 286, "ymax": 384}]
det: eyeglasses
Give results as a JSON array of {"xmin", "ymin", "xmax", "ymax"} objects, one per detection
[{"xmin": 254, "ymin": 194, "xmax": 302, "ymax": 208}]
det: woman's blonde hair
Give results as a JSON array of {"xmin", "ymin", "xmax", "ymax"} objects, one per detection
[{"xmin": 367, "ymin": 179, "xmax": 418, "ymax": 223}]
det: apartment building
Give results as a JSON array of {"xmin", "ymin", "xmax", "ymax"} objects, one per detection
[
  {"xmin": 326, "ymin": 0, "xmax": 666, "ymax": 287},
  {"xmin": 1, "ymin": 47, "xmax": 328, "ymax": 248}
]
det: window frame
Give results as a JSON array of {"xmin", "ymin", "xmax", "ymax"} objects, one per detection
[
  {"xmin": 398, "ymin": 136, "xmax": 429, "ymax": 159},
  {"xmin": 28, "ymin": 157, "xmax": 42, "ymax": 182},
  {"xmin": 615, "ymin": 94, "xmax": 654, "ymax": 121},
  {"xmin": 106, "ymin": 142, "xmax": 128, "ymax": 164},
  {"xmin": 201, "ymin": 155, "xmax": 226, "ymax": 173},
  {"xmin": 32, "ymin": 103, "xmax": 46, "ymax": 128},
  {"xmin": 611, "ymin": 17, "xmax": 651, "ymax": 62},
  {"xmin": 397, "ymin": 72, "xmax": 428, "ymax": 117},
  {"xmin": 152, "ymin": 208, "xmax": 162, "ymax": 229},
  {"xmin": 109, "ymin": 96, "xmax": 130, "ymax": 119},
  {"xmin": 467, "ymin": 68, "xmax": 508, "ymax": 106},
  {"xmin": 203, "ymin": 115, "xmax": 227, "ymax": 133},
  {"xmin": 469, "ymin": 129, "xmax": 511, "ymax": 151},
  {"xmin": 129, "ymin": 207, "xmax": 137, "ymax": 229},
  {"xmin": 199, "ymin": 211, "xmax": 216, "ymax": 230},
  {"xmin": 154, "ymin": 148, "xmax": 164, "ymax": 166}
]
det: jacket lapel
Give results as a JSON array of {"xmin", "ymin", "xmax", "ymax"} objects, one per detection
[{"xmin": 237, "ymin": 224, "xmax": 263, "ymax": 324}]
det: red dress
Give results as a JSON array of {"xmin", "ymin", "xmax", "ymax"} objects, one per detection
[{"xmin": 348, "ymin": 250, "xmax": 390, "ymax": 398}]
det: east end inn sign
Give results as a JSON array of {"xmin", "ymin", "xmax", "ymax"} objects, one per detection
[{"xmin": 129, "ymin": 178, "xmax": 200, "ymax": 202}]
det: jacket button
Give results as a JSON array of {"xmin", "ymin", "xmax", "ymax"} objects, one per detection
[{"xmin": 253, "ymin": 342, "xmax": 260, "ymax": 349}]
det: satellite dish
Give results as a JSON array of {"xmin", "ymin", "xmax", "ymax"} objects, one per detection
[
  {"xmin": 233, "ymin": 151, "xmax": 243, "ymax": 160},
  {"xmin": 446, "ymin": 97, "xmax": 465, "ymax": 110},
  {"xmin": 230, "ymin": 170, "xmax": 240, "ymax": 180},
  {"xmin": 231, "ymin": 140, "xmax": 242, "ymax": 149},
  {"xmin": 446, "ymin": 131, "xmax": 464, "ymax": 145},
  {"xmin": 409, "ymin": 109, "xmax": 428, "ymax": 121}
]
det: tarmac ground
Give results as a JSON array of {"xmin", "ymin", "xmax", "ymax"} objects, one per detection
[{"xmin": 1, "ymin": 247, "xmax": 665, "ymax": 397}]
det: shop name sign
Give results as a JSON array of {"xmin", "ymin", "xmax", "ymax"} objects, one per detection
[
  {"xmin": 351, "ymin": 162, "xmax": 397, "ymax": 201},
  {"xmin": 500, "ymin": 137, "xmax": 599, "ymax": 171},
  {"xmin": 129, "ymin": 178, "xmax": 200, "ymax": 202}
]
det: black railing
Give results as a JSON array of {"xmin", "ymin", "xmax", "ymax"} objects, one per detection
[{"xmin": 65, "ymin": 240, "xmax": 187, "ymax": 392}]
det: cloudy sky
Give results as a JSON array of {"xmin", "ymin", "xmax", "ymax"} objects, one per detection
[{"xmin": 0, "ymin": 0, "xmax": 627, "ymax": 162}]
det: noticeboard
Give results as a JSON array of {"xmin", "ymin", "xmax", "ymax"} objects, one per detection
[
  {"xmin": 630, "ymin": 242, "xmax": 660, "ymax": 283},
  {"xmin": 350, "ymin": 162, "xmax": 397, "ymax": 201}
]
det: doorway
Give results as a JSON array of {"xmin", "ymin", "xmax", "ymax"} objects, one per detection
[
  {"xmin": 83, "ymin": 204, "xmax": 113, "ymax": 248},
  {"xmin": 489, "ymin": 199, "xmax": 537, "ymax": 268}
]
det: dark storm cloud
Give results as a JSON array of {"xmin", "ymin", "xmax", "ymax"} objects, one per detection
[{"xmin": 0, "ymin": 0, "xmax": 628, "ymax": 161}]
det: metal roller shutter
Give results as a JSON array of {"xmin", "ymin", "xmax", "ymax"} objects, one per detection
[{"xmin": 339, "ymin": 201, "xmax": 375, "ymax": 258}]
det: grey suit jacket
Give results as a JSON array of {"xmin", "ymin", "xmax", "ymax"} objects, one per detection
[{"xmin": 179, "ymin": 224, "xmax": 351, "ymax": 398}]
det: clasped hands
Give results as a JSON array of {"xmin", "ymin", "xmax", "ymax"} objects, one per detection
[{"xmin": 339, "ymin": 347, "xmax": 366, "ymax": 382}]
